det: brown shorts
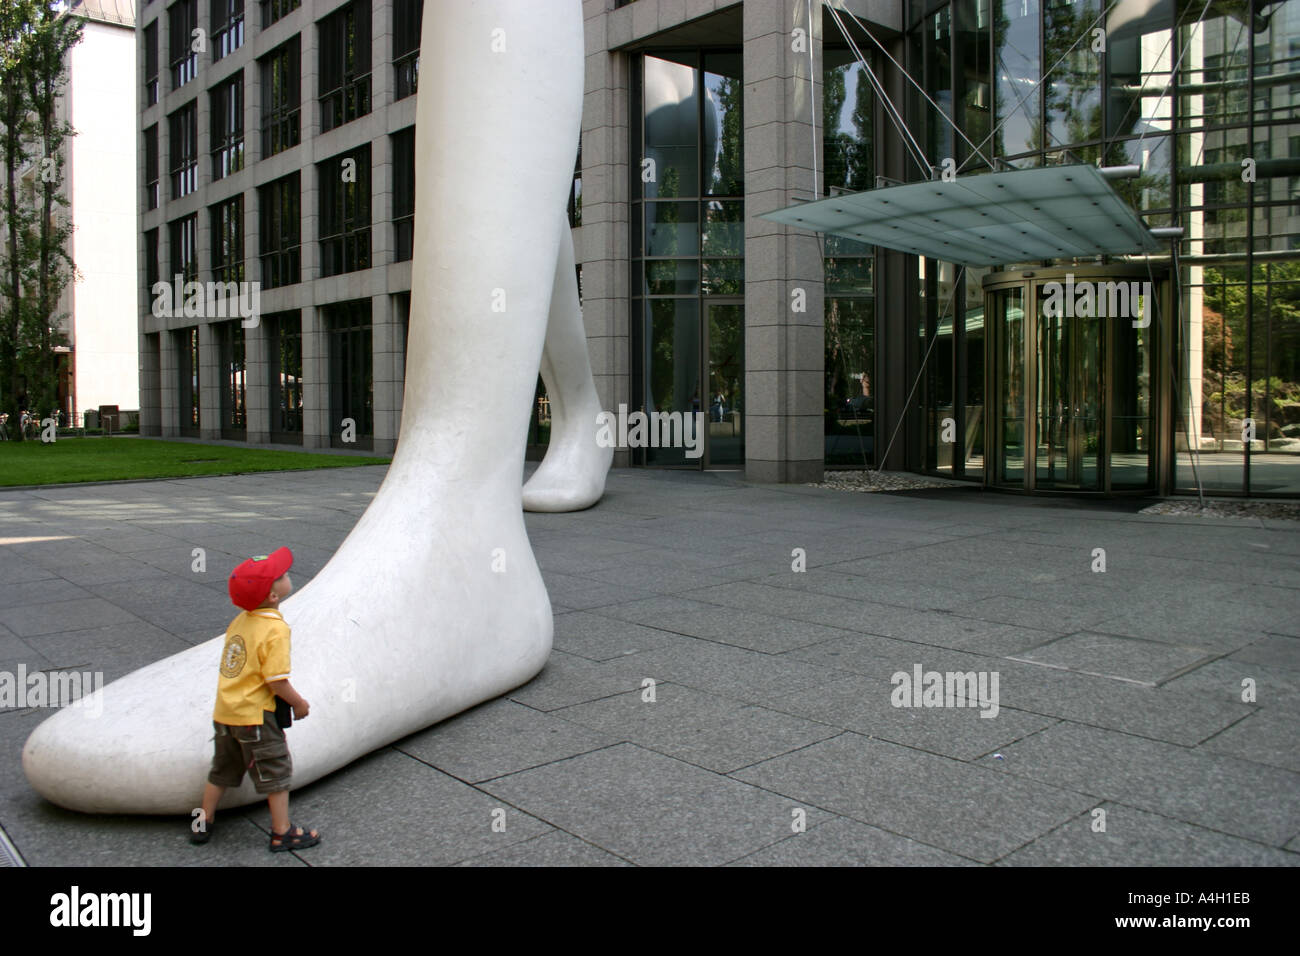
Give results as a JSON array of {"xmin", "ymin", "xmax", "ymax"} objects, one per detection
[{"xmin": 208, "ymin": 710, "xmax": 292, "ymax": 794}]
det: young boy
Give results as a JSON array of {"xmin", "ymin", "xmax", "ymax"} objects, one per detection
[{"xmin": 191, "ymin": 546, "xmax": 320, "ymax": 852}]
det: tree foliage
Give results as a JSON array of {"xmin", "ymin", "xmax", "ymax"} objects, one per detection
[{"xmin": 0, "ymin": 1, "xmax": 82, "ymax": 440}]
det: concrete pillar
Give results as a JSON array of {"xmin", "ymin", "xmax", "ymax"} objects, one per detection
[
  {"xmin": 138, "ymin": 333, "xmax": 161, "ymax": 436},
  {"xmin": 372, "ymin": 293, "xmax": 399, "ymax": 455},
  {"xmin": 743, "ymin": 0, "xmax": 825, "ymax": 482},
  {"xmin": 160, "ymin": 328, "xmax": 179, "ymax": 438},
  {"xmin": 581, "ymin": 1, "xmax": 632, "ymax": 466},
  {"xmin": 198, "ymin": 321, "xmax": 220, "ymax": 440}
]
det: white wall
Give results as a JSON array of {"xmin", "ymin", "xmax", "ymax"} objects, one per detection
[{"xmin": 69, "ymin": 18, "xmax": 138, "ymax": 415}]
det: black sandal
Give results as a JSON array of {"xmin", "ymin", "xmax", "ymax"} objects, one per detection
[
  {"xmin": 269, "ymin": 824, "xmax": 320, "ymax": 852},
  {"xmin": 190, "ymin": 821, "xmax": 214, "ymax": 845}
]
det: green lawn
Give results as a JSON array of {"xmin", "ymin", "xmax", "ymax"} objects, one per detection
[{"xmin": 0, "ymin": 437, "xmax": 391, "ymax": 487}]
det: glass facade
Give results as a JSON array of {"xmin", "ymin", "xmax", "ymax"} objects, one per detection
[
  {"xmin": 902, "ymin": 0, "xmax": 1300, "ymax": 495},
  {"xmin": 823, "ymin": 47, "xmax": 877, "ymax": 467},
  {"xmin": 631, "ymin": 51, "xmax": 744, "ymax": 467}
]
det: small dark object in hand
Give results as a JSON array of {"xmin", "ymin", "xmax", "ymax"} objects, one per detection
[{"xmin": 275, "ymin": 695, "xmax": 293, "ymax": 729}]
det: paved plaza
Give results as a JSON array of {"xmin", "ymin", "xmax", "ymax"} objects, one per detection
[{"xmin": 0, "ymin": 464, "xmax": 1297, "ymax": 866}]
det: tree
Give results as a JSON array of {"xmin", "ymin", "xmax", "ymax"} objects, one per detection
[{"xmin": 0, "ymin": 1, "xmax": 82, "ymax": 440}]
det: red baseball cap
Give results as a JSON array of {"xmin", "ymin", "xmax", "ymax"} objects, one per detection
[{"xmin": 228, "ymin": 547, "xmax": 294, "ymax": 611}]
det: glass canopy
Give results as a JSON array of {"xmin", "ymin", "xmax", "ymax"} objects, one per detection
[{"xmin": 760, "ymin": 165, "xmax": 1163, "ymax": 267}]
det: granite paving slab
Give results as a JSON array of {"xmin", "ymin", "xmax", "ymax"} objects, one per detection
[
  {"xmin": 453, "ymin": 828, "xmax": 632, "ymax": 866},
  {"xmin": 983, "ymin": 722, "xmax": 1300, "ymax": 845},
  {"xmin": 764, "ymin": 673, "xmax": 1055, "ymax": 761},
  {"xmin": 998, "ymin": 802, "xmax": 1300, "ymax": 866},
  {"xmin": 552, "ymin": 681, "xmax": 839, "ymax": 773},
  {"xmin": 732, "ymin": 732, "xmax": 1094, "ymax": 863},
  {"xmin": 1008, "ymin": 631, "xmax": 1218, "ymax": 686},
  {"xmin": 479, "ymin": 742, "xmax": 833, "ymax": 866},
  {"xmin": 727, "ymin": 814, "xmax": 978, "ymax": 866},
  {"xmin": 393, "ymin": 698, "xmax": 616, "ymax": 783},
  {"xmin": 262, "ymin": 747, "xmax": 555, "ymax": 866}
]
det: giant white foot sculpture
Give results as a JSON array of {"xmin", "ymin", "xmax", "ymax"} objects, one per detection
[
  {"xmin": 523, "ymin": 214, "xmax": 614, "ymax": 513},
  {"xmin": 22, "ymin": 0, "xmax": 584, "ymax": 814}
]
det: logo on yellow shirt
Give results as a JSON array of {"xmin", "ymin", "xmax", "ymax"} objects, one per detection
[{"xmin": 220, "ymin": 635, "xmax": 247, "ymax": 678}]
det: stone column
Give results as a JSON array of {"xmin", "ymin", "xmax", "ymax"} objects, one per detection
[
  {"xmin": 198, "ymin": 321, "xmax": 221, "ymax": 440},
  {"xmin": 743, "ymin": 0, "xmax": 825, "ymax": 482},
  {"xmin": 371, "ymin": 293, "xmax": 400, "ymax": 455},
  {"xmin": 301, "ymin": 305, "xmax": 329, "ymax": 449},
  {"xmin": 581, "ymin": 0, "xmax": 632, "ymax": 465}
]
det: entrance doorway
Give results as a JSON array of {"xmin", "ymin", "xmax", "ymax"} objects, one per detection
[
  {"xmin": 985, "ymin": 267, "xmax": 1165, "ymax": 494},
  {"xmin": 641, "ymin": 299, "xmax": 744, "ymax": 468}
]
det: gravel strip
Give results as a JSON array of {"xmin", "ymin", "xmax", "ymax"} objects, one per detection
[
  {"xmin": 811, "ymin": 470, "xmax": 970, "ymax": 493},
  {"xmin": 1140, "ymin": 499, "xmax": 1300, "ymax": 522}
]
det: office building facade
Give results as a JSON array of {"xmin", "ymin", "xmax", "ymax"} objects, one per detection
[{"xmin": 136, "ymin": 0, "xmax": 1300, "ymax": 495}]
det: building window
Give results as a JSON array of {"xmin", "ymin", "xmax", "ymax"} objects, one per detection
[
  {"xmin": 392, "ymin": 127, "xmax": 415, "ymax": 262},
  {"xmin": 169, "ymin": 0, "xmax": 199, "ymax": 90},
  {"xmin": 568, "ymin": 143, "xmax": 582, "ymax": 227},
  {"xmin": 393, "ymin": 0, "xmax": 422, "ymax": 100},
  {"xmin": 212, "ymin": 0, "xmax": 244, "ymax": 61},
  {"xmin": 211, "ymin": 196, "xmax": 243, "ymax": 283},
  {"xmin": 324, "ymin": 299, "xmax": 373, "ymax": 449},
  {"xmin": 266, "ymin": 311, "xmax": 303, "ymax": 442},
  {"xmin": 319, "ymin": 145, "xmax": 370, "ymax": 276},
  {"xmin": 261, "ymin": 0, "xmax": 299, "ymax": 28},
  {"xmin": 169, "ymin": 100, "xmax": 198, "ymax": 199},
  {"xmin": 144, "ymin": 125, "xmax": 159, "ymax": 209},
  {"xmin": 210, "ymin": 75, "xmax": 244, "ymax": 180},
  {"xmin": 319, "ymin": 2, "xmax": 371, "ymax": 133},
  {"xmin": 217, "ymin": 321, "xmax": 247, "ymax": 438},
  {"xmin": 169, "ymin": 213, "xmax": 198, "ymax": 282},
  {"xmin": 144, "ymin": 20, "xmax": 159, "ymax": 105},
  {"xmin": 260, "ymin": 37, "xmax": 300, "ymax": 157},
  {"xmin": 259, "ymin": 172, "xmax": 300, "ymax": 288},
  {"xmin": 145, "ymin": 228, "xmax": 159, "ymax": 289},
  {"xmin": 177, "ymin": 326, "xmax": 200, "ymax": 435}
]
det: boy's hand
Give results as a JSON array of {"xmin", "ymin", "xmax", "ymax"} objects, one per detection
[{"xmin": 293, "ymin": 699, "xmax": 310, "ymax": 720}]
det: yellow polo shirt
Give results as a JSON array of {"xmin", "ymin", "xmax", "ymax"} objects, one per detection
[{"xmin": 213, "ymin": 608, "xmax": 291, "ymax": 725}]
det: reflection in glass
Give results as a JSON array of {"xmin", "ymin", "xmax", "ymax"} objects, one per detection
[
  {"xmin": 703, "ymin": 53, "xmax": 743, "ymax": 195},
  {"xmin": 708, "ymin": 304, "xmax": 744, "ymax": 466},
  {"xmin": 645, "ymin": 201, "xmax": 700, "ymax": 257},
  {"xmin": 645, "ymin": 299, "xmax": 701, "ymax": 465},
  {"xmin": 1248, "ymin": 262, "xmax": 1300, "ymax": 494},
  {"xmin": 1045, "ymin": 0, "xmax": 1101, "ymax": 148},
  {"xmin": 954, "ymin": 0, "xmax": 992, "ymax": 169},
  {"xmin": 823, "ymin": 48, "xmax": 874, "ymax": 192},
  {"xmin": 702, "ymin": 200, "xmax": 744, "ymax": 257},
  {"xmin": 928, "ymin": 7, "xmax": 954, "ymax": 163},
  {"xmin": 1177, "ymin": 265, "xmax": 1246, "ymax": 492},
  {"xmin": 825, "ymin": 297, "xmax": 875, "ymax": 466},
  {"xmin": 994, "ymin": 0, "xmax": 1042, "ymax": 161},
  {"xmin": 1105, "ymin": 0, "xmax": 1171, "ymax": 140},
  {"xmin": 999, "ymin": 288, "xmax": 1025, "ymax": 483},
  {"xmin": 1112, "ymin": 314, "xmax": 1151, "ymax": 488},
  {"xmin": 643, "ymin": 54, "xmax": 699, "ymax": 199}
]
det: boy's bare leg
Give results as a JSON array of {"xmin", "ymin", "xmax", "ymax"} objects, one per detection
[
  {"xmin": 199, "ymin": 782, "xmax": 223, "ymax": 828},
  {"xmin": 268, "ymin": 790, "xmax": 289, "ymax": 833}
]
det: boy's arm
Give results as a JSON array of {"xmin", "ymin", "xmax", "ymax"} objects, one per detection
[{"xmin": 267, "ymin": 678, "xmax": 309, "ymax": 717}]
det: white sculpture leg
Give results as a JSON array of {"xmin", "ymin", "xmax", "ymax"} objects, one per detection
[
  {"xmin": 22, "ymin": 0, "xmax": 584, "ymax": 814},
  {"xmin": 522, "ymin": 214, "xmax": 614, "ymax": 512}
]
